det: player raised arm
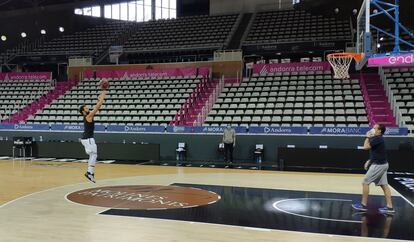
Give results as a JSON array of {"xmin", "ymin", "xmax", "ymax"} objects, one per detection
[{"xmin": 86, "ymin": 90, "xmax": 107, "ymax": 120}]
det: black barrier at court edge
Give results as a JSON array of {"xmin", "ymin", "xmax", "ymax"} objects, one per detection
[
  {"xmin": 34, "ymin": 142, "xmax": 160, "ymax": 161},
  {"xmin": 0, "ymin": 141, "xmax": 160, "ymax": 162},
  {"xmin": 278, "ymin": 147, "xmax": 414, "ymax": 172}
]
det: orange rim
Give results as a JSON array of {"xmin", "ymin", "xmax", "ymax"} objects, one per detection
[{"xmin": 327, "ymin": 52, "xmax": 363, "ymax": 63}]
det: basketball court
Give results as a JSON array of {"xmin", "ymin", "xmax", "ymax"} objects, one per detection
[
  {"xmin": 1, "ymin": 159, "xmax": 413, "ymax": 242},
  {"xmin": 1, "ymin": 0, "xmax": 414, "ymax": 241}
]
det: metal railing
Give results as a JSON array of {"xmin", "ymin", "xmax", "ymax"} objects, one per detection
[
  {"xmin": 3, "ymin": 36, "xmax": 48, "ymax": 64},
  {"xmin": 193, "ymin": 76, "xmax": 225, "ymax": 126},
  {"xmin": 379, "ymin": 67, "xmax": 404, "ymax": 127}
]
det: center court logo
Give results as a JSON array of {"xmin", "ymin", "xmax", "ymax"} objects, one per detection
[{"xmin": 66, "ymin": 185, "xmax": 221, "ymax": 210}]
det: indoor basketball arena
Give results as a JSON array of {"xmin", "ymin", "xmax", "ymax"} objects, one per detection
[{"xmin": 1, "ymin": 0, "xmax": 414, "ymax": 241}]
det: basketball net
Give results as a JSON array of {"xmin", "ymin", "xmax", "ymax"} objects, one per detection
[{"xmin": 327, "ymin": 53, "xmax": 363, "ymax": 79}]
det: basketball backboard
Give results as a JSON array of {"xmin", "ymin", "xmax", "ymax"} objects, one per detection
[
  {"xmin": 356, "ymin": 0, "xmax": 414, "ymax": 69},
  {"xmin": 356, "ymin": 0, "xmax": 371, "ymax": 69}
]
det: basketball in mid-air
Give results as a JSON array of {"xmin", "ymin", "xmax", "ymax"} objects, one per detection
[{"xmin": 99, "ymin": 79, "xmax": 110, "ymax": 90}]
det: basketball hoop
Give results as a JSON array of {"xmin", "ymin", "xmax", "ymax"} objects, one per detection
[{"xmin": 327, "ymin": 52, "xmax": 363, "ymax": 79}]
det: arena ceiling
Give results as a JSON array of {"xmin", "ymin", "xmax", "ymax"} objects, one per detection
[
  {"xmin": 299, "ymin": 0, "xmax": 413, "ymax": 27},
  {"xmin": 0, "ymin": 0, "xmax": 78, "ymax": 10}
]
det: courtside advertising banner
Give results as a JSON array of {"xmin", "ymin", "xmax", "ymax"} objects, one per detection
[
  {"xmin": 84, "ymin": 67, "xmax": 210, "ymax": 79},
  {"xmin": 0, "ymin": 123, "xmax": 50, "ymax": 131},
  {"xmin": 310, "ymin": 127, "xmax": 408, "ymax": 136},
  {"xmin": 253, "ymin": 62, "xmax": 331, "ymax": 75},
  {"xmin": 106, "ymin": 125, "xmax": 165, "ymax": 133},
  {"xmin": 50, "ymin": 124, "xmax": 106, "ymax": 132},
  {"xmin": 0, "ymin": 72, "xmax": 52, "ymax": 81},
  {"xmin": 166, "ymin": 126, "xmax": 247, "ymax": 134},
  {"xmin": 368, "ymin": 53, "xmax": 414, "ymax": 67},
  {"xmin": 197, "ymin": 126, "xmax": 248, "ymax": 134},
  {"xmin": 249, "ymin": 126, "xmax": 308, "ymax": 134}
]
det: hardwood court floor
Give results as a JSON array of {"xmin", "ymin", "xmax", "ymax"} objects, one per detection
[{"xmin": 0, "ymin": 159, "xmax": 407, "ymax": 242}]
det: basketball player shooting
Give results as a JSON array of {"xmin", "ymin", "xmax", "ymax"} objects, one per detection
[
  {"xmin": 352, "ymin": 124, "xmax": 395, "ymax": 214},
  {"xmin": 79, "ymin": 81, "xmax": 108, "ymax": 183}
]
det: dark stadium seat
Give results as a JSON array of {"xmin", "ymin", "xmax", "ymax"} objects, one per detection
[
  {"xmin": 25, "ymin": 20, "xmax": 137, "ymax": 57},
  {"xmin": 244, "ymin": 10, "xmax": 352, "ymax": 45},
  {"xmin": 124, "ymin": 14, "xmax": 238, "ymax": 51}
]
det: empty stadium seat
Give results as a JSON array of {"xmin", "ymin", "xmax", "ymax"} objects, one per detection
[
  {"xmin": 384, "ymin": 67, "xmax": 414, "ymax": 131},
  {"xmin": 244, "ymin": 10, "xmax": 352, "ymax": 46},
  {"xmin": 26, "ymin": 76, "xmax": 202, "ymax": 126},
  {"xmin": 205, "ymin": 70, "xmax": 369, "ymax": 127}
]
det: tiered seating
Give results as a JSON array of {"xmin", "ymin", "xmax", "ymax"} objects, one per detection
[
  {"xmin": 384, "ymin": 67, "xmax": 414, "ymax": 130},
  {"xmin": 124, "ymin": 14, "xmax": 238, "ymax": 51},
  {"xmin": 0, "ymin": 80, "xmax": 52, "ymax": 122},
  {"xmin": 27, "ymin": 76, "xmax": 203, "ymax": 125},
  {"xmin": 28, "ymin": 21, "xmax": 136, "ymax": 56},
  {"xmin": 205, "ymin": 71, "xmax": 368, "ymax": 127},
  {"xmin": 244, "ymin": 10, "xmax": 351, "ymax": 45}
]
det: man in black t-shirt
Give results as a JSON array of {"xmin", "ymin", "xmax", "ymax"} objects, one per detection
[
  {"xmin": 79, "ymin": 90, "xmax": 107, "ymax": 183},
  {"xmin": 352, "ymin": 124, "xmax": 395, "ymax": 214}
]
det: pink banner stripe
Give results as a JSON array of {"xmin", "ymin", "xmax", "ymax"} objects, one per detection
[
  {"xmin": 368, "ymin": 53, "xmax": 414, "ymax": 67},
  {"xmin": 83, "ymin": 67, "xmax": 210, "ymax": 79},
  {"xmin": 0, "ymin": 72, "xmax": 52, "ymax": 81},
  {"xmin": 253, "ymin": 62, "xmax": 331, "ymax": 75}
]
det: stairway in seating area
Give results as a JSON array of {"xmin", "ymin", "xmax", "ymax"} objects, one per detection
[
  {"xmin": 6, "ymin": 80, "xmax": 78, "ymax": 124},
  {"xmin": 183, "ymin": 79, "xmax": 220, "ymax": 126},
  {"xmin": 227, "ymin": 13, "xmax": 253, "ymax": 49},
  {"xmin": 170, "ymin": 78, "xmax": 220, "ymax": 126},
  {"xmin": 357, "ymin": 73, "xmax": 397, "ymax": 127}
]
